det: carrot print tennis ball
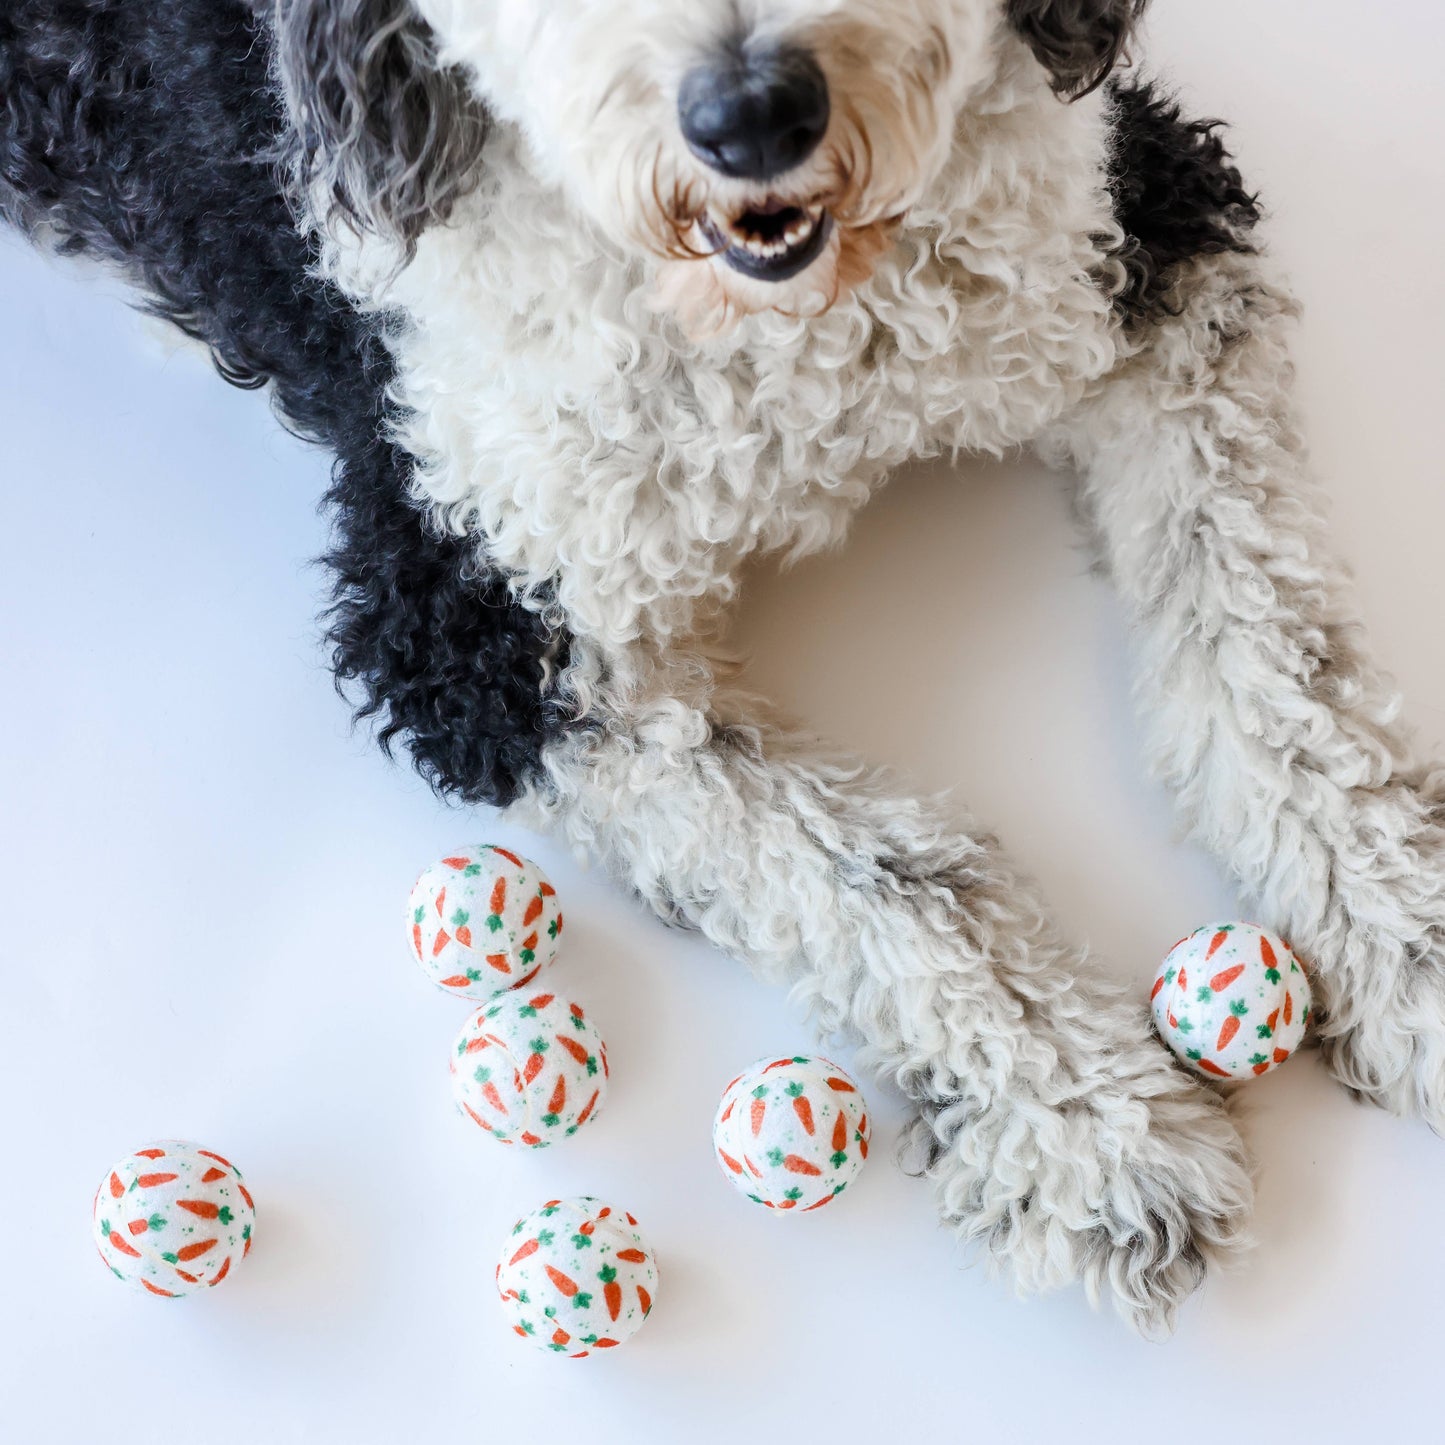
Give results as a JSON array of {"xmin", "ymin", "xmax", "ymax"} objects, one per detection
[
  {"xmin": 451, "ymin": 991, "xmax": 608, "ymax": 1146},
  {"xmin": 712, "ymin": 1055, "xmax": 870, "ymax": 1211},
  {"xmin": 92, "ymin": 1141, "xmax": 255, "ymax": 1296},
  {"xmin": 407, "ymin": 844, "xmax": 563, "ymax": 1003},
  {"xmin": 1151, "ymin": 922, "xmax": 1313, "ymax": 1081},
  {"xmin": 496, "ymin": 1197, "xmax": 658, "ymax": 1357}
]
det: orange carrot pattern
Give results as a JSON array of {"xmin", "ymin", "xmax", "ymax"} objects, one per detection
[
  {"xmin": 714, "ymin": 1057, "xmax": 871, "ymax": 1211},
  {"xmin": 408, "ymin": 847, "xmax": 563, "ymax": 1002},
  {"xmin": 545, "ymin": 1264, "xmax": 580, "ymax": 1297},
  {"xmin": 497, "ymin": 1198, "xmax": 657, "ymax": 1357},
  {"xmin": 94, "ymin": 1141, "xmax": 255, "ymax": 1296},
  {"xmin": 556, "ymin": 1034, "xmax": 592, "ymax": 1068},
  {"xmin": 750, "ymin": 1089, "xmax": 767, "ymax": 1135},
  {"xmin": 1152, "ymin": 922, "xmax": 1313, "ymax": 1082},
  {"xmin": 451, "ymin": 991, "xmax": 609, "ymax": 1146},
  {"xmin": 787, "ymin": 1081, "xmax": 815, "ymax": 1134}
]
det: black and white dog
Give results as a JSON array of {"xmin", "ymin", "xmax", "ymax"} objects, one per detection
[{"xmin": 5, "ymin": 0, "xmax": 1443, "ymax": 1334}]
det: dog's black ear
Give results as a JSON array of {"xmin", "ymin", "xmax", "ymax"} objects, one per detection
[
  {"xmin": 1006, "ymin": 0, "xmax": 1149, "ymax": 99},
  {"xmin": 275, "ymin": 0, "xmax": 488, "ymax": 254}
]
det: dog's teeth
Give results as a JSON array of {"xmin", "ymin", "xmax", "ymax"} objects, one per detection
[{"xmin": 718, "ymin": 204, "xmax": 826, "ymax": 266}]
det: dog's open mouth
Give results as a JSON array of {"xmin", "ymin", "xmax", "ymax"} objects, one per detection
[{"xmin": 698, "ymin": 199, "xmax": 833, "ymax": 282}]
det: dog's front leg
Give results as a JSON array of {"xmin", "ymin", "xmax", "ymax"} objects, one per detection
[
  {"xmin": 520, "ymin": 645, "xmax": 1251, "ymax": 1334},
  {"xmin": 1050, "ymin": 254, "xmax": 1445, "ymax": 1127}
]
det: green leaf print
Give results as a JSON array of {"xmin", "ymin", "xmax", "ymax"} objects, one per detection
[
  {"xmin": 1177, "ymin": 1017, "xmax": 1194, "ymax": 1034},
  {"xmin": 1229, "ymin": 999, "xmax": 1249, "ymax": 1017},
  {"xmin": 573, "ymin": 1292, "xmax": 593, "ymax": 1310},
  {"xmin": 765, "ymin": 1148, "xmax": 784, "ymax": 1167}
]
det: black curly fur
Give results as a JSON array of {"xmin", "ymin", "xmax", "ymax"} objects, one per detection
[
  {"xmin": 276, "ymin": 0, "xmax": 489, "ymax": 260},
  {"xmin": 0, "ymin": 0, "xmax": 565, "ymax": 807},
  {"xmin": 1106, "ymin": 77, "xmax": 1263, "ymax": 321},
  {"xmin": 1008, "ymin": 0, "xmax": 1149, "ymax": 99}
]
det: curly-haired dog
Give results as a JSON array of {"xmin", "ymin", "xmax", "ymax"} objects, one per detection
[{"xmin": 4, "ymin": 0, "xmax": 1443, "ymax": 1335}]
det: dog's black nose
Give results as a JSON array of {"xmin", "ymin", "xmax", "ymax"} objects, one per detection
[{"xmin": 677, "ymin": 43, "xmax": 830, "ymax": 181}]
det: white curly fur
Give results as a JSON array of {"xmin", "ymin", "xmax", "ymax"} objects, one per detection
[{"xmin": 295, "ymin": 0, "xmax": 1445, "ymax": 1333}]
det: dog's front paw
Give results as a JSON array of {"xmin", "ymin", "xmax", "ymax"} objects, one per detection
[
  {"xmin": 913, "ymin": 1033, "xmax": 1254, "ymax": 1336},
  {"xmin": 1315, "ymin": 939, "xmax": 1445, "ymax": 1131},
  {"xmin": 1301, "ymin": 771, "xmax": 1445, "ymax": 1129}
]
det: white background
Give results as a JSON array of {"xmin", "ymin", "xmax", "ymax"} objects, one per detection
[{"xmin": 3, "ymin": 2, "xmax": 1443, "ymax": 1441}]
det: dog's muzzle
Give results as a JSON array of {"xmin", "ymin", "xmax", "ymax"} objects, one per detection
[{"xmin": 678, "ymin": 41, "xmax": 833, "ymax": 282}]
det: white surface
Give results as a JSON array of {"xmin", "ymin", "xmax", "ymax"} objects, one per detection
[{"xmin": 2, "ymin": 3, "xmax": 1443, "ymax": 1440}]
